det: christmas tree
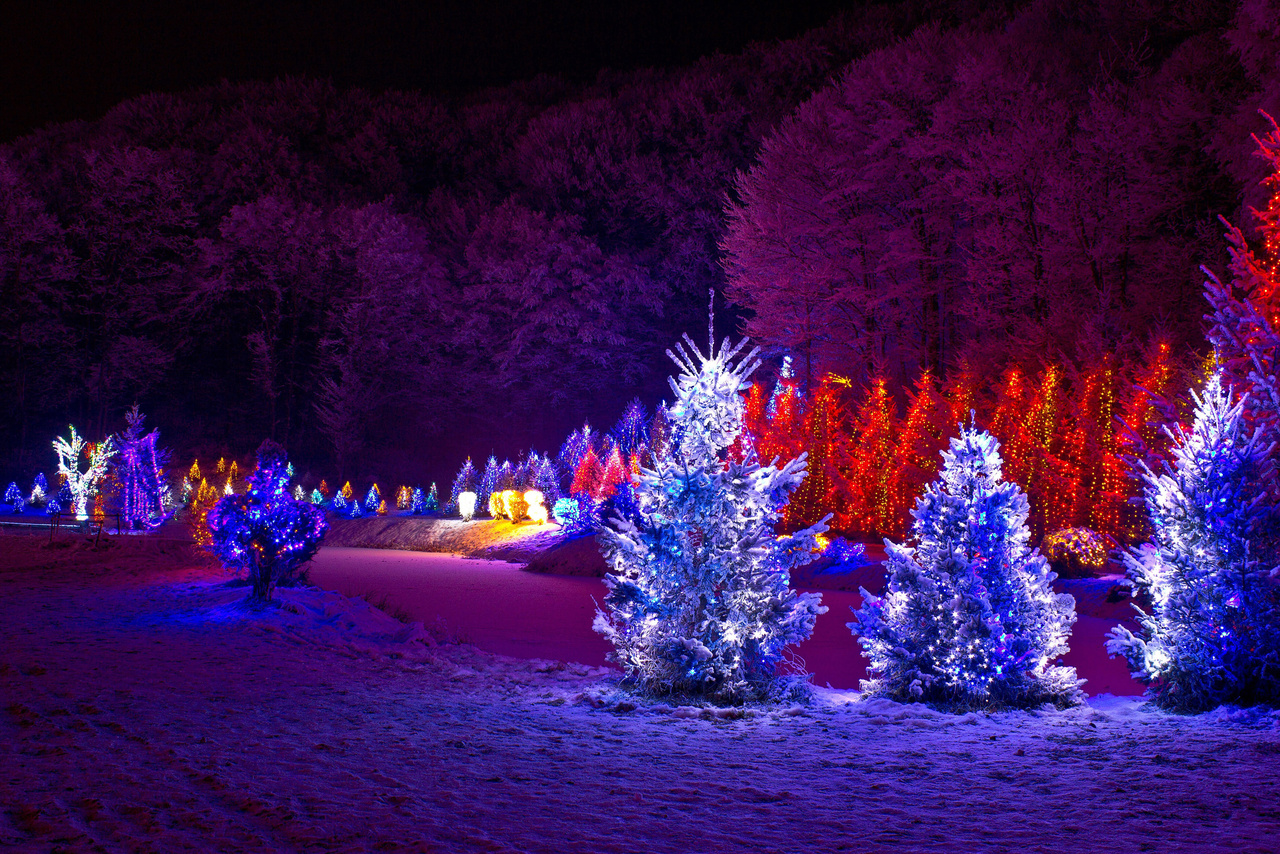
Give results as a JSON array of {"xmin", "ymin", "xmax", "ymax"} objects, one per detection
[
  {"xmin": 4, "ymin": 482, "xmax": 20, "ymax": 506},
  {"xmin": 533, "ymin": 456, "xmax": 562, "ymax": 506},
  {"xmin": 364, "ymin": 484, "xmax": 380, "ymax": 513},
  {"xmin": 1107, "ymin": 375, "xmax": 1280, "ymax": 710},
  {"xmin": 411, "ymin": 487, "xmax": 426, "ymax": 515},
  {"xmin": 478, "ymin": 456, "xmax": 501, "ymax": 517},
  {"xmin": 611, "ymin": 398, "xmax": 649, "ymax": 461},
  {"xmin": 1205, "ymin": 112, "xmax": 1280, "ymax": 453},
  {"xmin": 29, "ymin": 472, "xmax": 48, "ymax": 505},
  {"xmin": 571, "ymin": 446, "xmax": 605, "ymax": 498},
  {"xmin": 599, "ymin": 445, "xmax": 629, "ymax": 500},
  {"xmin": 206, "ymin": 440, "xmax": 328, "ymax": 602},
  {"xmin": 114, "ymin": 404, "xmax": 171, "ymax": 529},
  {"xmin": 47, "ymin": 480, "xmax": 72, "ymax": 515},
  {"xmin": 448, "ymin": 458, "xmax": 477, "ymax": 515},
  {"xmin": 850, "ymin": 423, "xmax": 1081, "ymax": 709},
  {"xmin": 424, "ymin": 483, "xmax": 439, "ymax": 514},
  {"xmin": 53, "ymin": 426, "xmax": 116, "ymax": 520},
  {"xmin": 594, "ymin": 336, "xmax": 828, "ymax": 704},
  {"xmin": 557, "ymin": 424, "xmax": 594, "ymax": 490}
]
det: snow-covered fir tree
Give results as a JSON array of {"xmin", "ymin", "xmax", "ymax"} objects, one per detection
[
  {"xmin": 594, "ymin": 336, "xmax": 828, "ymax": 704},
  {"xmin": 114, "ymin": 404, "xmax": 171, "ymax": 529},
  {"xmin": 850, "ymin": 423, "xmax": 1081, "ymax": 709},
  {"xmin": 1107, "ymin": 374, "xmax": 1280, "ymax": 710}
]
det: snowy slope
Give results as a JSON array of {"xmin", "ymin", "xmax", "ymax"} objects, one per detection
[{"xmin": 3, "ymin": 532, "xmax": 1279, "ymax": 853}]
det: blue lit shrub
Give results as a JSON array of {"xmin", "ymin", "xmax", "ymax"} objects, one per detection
[{"xmin": 206, "ymin": 440, "xmax": 328, "ymax": 601}]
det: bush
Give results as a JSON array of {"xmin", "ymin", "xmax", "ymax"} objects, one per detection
[{"xmin": 206, "ymin": 440, "xmax": 328, "ymax": 601}]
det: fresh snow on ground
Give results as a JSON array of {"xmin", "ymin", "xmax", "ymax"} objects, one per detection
[
  {"xmin": 308, "ymin": 546, "xmax": 1144, "ymax": 696},
  {"xmin": 4, "ymin": 533, "xmax": 1280, "ymax": 852}
]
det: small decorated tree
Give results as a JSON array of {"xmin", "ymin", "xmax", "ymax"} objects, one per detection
[
  {"xmin": 571, "ymin": 446, "xmax": 605, "ymax": 498},
  {"xmin": 558, "ymin": 424, "xmax": 594, "ymax": 489},
  {"xmin": 448, "ymin": 458, "xmax": 477, "ymax": 515},
  {"xmin": 611, "ymin": 398, "xmax": 649, "ymax": 461},
  {"xmin": 364, "ymin": 484, "xmax": 380, "ymax": 513},
  {"xmin": 594, "ymin": 336, "xmax": 828, "ymax": 704},
  {"xmin": 424, "ymin": 482, "xmax": 439, "ymax": 514},
  {"xmin": 53, "ymin": 426, "xmax": 116, "ymax": 520},
  {"xmin": 1107, "ymin": 375, "xmax": 1280, "ymax": 710},
  {"xmin": 599, "ymin": 445, "xmax": 629, "ymax": 500},
  {"xmin": 851, "ymin": 423, "xmax": 1081, "ymax": 709},
  {"xmin": 533, "ymin": 457, "xmax": 562, "ymax": 506},
  {"xmin": 411, "ymin": 487, "xmax": 426, "ymax": 515},
  {"xmin": 206, "ymin": 440, "xmax": 328, "ymax": 602},
  {"xmin": 478, "ymin": 456, "xmax": 500, "ymax": 517},
  {"xmin": 29, "ymin": 473, "xmax": 48, "ymax": 505}
]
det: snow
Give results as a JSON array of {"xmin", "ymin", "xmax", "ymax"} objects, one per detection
[{"xmin": 4, "ymin": 532, "xmax": 1280, "ymax": 852}]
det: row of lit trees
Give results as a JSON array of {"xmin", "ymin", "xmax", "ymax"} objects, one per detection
[{"xmin": 741, "ymin": 338, "xmax": 1197, "ymax": 548}]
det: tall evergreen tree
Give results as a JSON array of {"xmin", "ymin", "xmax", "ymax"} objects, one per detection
[
  {"xmin": 1108, "ymin": 375, "xmax": 1280, "ymax": 710},
  {"xmin": 595, "ymin": 336, "xmax": 828, "ymax": 704},
  {"xmin": 114, "ymin": 404, "xmax": 171, "ymax": 529}
]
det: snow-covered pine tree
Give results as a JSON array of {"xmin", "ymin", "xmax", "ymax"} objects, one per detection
[
  {"xmin": 1107, "ymin": 374, "xmax": 1280, "ymax": 710},
  {"xmin": 850, "ymin": 422, "xmax": 1081, "ymax": 709},
  {"xmin": 594, "ymin": 336, "xmax": 828, "ymax": 704}
]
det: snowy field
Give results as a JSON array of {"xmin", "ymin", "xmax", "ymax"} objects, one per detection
[{"xmin": 4, "ymin": 533, "xmax": 1280, "ymax": 853}]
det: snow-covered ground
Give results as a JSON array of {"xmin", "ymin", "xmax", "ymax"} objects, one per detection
[
  {"xmin": 307, "ymin": 546, "xmax": 1144, "ymax": 696},
  {"xmin": 4, "ymin": 533, "xmax": 1280, "ymax": 853}
]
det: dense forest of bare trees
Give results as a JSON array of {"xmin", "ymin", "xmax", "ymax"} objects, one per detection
[{"xmin": 1, "ymin": 0, "xmax": 1277, "ymax": 487}]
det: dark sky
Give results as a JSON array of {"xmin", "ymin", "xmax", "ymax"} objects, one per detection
[{"xmin": 0, "ymin": 1, "xmax": 856, "ymax": 143}]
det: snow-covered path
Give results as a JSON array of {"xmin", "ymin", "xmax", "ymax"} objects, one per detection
[
  {"xmin": 4, "ymin": 535, "xmax": 1277, "ymax": 853},
  {"xmin": 307, "ymin": 547, "xmax": 1143, "ymax": 695}
]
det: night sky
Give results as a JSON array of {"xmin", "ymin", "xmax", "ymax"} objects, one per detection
[{"xmin": 0, "ymin": 0, "xmax": 856, "ymax": 143}]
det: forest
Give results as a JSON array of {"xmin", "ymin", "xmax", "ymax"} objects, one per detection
[{"xmin": 1, "ymin": 0, "xmax": 1278, "ymax": 499}]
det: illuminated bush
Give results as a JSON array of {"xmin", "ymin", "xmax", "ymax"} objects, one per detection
[
  {"xmin": 206, "ymin": 440, "xmax": 328, "ymax": 602},
  {"xmin": 1042, "ymin": 527, "xmax": 1108, "ymax": 578}
]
